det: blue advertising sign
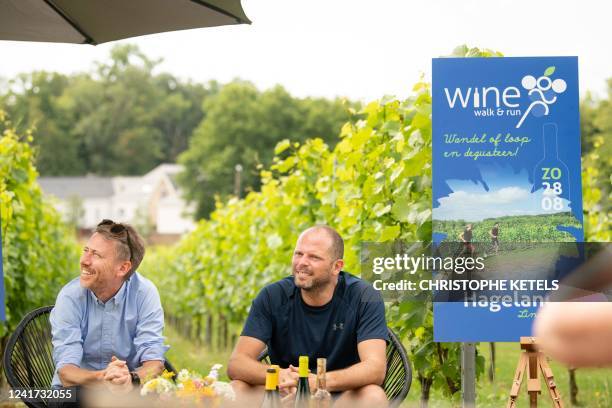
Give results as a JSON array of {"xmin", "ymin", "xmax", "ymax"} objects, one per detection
[{"xmin": 432, "ymin": 57, "xmax": 583, "ymax": 341}]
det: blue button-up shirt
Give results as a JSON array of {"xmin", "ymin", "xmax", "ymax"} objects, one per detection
[{"xmin": 50, "ymin": 272, "xmax": 169, "ymax": 387}]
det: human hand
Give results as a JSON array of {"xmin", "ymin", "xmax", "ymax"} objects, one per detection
[
  {"xmin": 278, "ymin": 366, "xmax": 298, "ymax": 397},
  {"xmin": 103, "ymin": 371, "xmax": 133, "ymax": 394},
  {"xmin": 105, "ymin": 356, "xmax": 129, "ymax": 381},
  {"xmin": 288, "ymin": 365, "xmax": 316, "ymax": 392},
  {"xmin": 534, "ymin": 302, "xmax": 612, "ymax": 367},
  {"xmin": 106, "ymin": 356, "xmax": 128, "ymax": 370},
  {"xmin": 103, "ymin": 356, "xmax": 133, "ymax": 394}
]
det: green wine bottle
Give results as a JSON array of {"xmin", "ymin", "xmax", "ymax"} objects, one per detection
[
  {"xmin": 294, "ymin": 356, "xmax": 311, "ymax": 408},
  {"xmin": 261, "ymin": 367, "xmax": 281, "ymax": 408}
]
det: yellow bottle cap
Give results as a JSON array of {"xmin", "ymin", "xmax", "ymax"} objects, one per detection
[
  {"xmin": 271, "ymin": 365, "xmax": 280, "ymax": 387},
  {"xmin": 298, "ymin": 356, "xmax": 309, "ymax": 378},
  {"xmin": 265, "ymin": 368, "xmax": 276, "ymax": 390}
]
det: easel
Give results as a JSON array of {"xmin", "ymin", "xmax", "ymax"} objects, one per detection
[{"xmin": 506, "ymin": 337, "xmax": 565, "ymax": 408}]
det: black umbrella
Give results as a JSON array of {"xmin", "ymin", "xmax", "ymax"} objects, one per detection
[{"xmin": 0, "ymin": 0, "xmax": 251, "ymax": 45}]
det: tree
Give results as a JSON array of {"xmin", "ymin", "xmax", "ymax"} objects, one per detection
[
  {"xmin": 178, "ymin": 81, "xmax": 354, "ymax": 218},
  {"xmin": 0, "ymin": 71, "xmax": 83, "ymax": 175},
  {"xmin": 580, "ymin": 79, "xmax": 611, "ymax": 240},
  {"xmin": 0, "ymin": 44, "xmax": 214, "ymax": 177}
]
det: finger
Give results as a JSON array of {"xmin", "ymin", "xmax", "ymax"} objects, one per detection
[
  {"xmin": 114, "ymin": 373, "xmax": 130, "ymax": 384},
  {"xmin": 105, "ymin": 367, "xmax": 128, "ymax": 381},
  {"xmin": 104, "ymin": 368, "xmax": 117, "ymax": 379},
  {"xmin": 279, "ymin": 382, "xmax": 297, "ymax": 392},
  {"xmin": 112, "ymin": 375, "xmax": 130, "ymax": 385},
  {"xmin": 279, "ymin": 377, "xmax": 297, "ymax": 386},
  {"xmin": 114, "ymin": 364, "xmax": 129, "ymax": 372},
  {"xmin": 107, "ymin": 361, "xmax": 127, "ymax": 370},
  {"xmin": 281, "ymin": 391, "xmax": 295, "ymax": 406}
]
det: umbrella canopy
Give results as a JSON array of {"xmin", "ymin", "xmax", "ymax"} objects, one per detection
[{"xmin": 0, "ymin": 0, "xmax": 251, "ymax": 45}]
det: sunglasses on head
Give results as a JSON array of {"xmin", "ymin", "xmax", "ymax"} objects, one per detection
[{"xmin": 97, "ymin": 219, "xmax": 133, "ymax": 261}]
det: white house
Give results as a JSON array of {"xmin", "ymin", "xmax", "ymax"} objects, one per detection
[{"xmin": 39, "ymin": 164, "xmax": 196, "ymax": 236}]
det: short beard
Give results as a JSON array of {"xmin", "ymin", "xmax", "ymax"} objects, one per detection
[{"xmin": 294, "ymin": 271, "xmax": 332, "ymax": 292}]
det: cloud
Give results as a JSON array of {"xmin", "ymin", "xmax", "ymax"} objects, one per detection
[
  {"xmin": 433, "ymin": 185, "xmax": 569, "ymax": 221},
  {"xmin": 439, "ymin": 186, "xmax": 529, "ymax": 207}
]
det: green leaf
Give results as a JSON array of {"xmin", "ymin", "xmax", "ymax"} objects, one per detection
[
  {"xmin": 274, "ymin": 139, "xmax": 291, "ymax": 155},
  {"xmin": 391, "ymin": 200, "xmax": 412, "ymax": 222},
  {"xmin": 372, "ymin": 203, "xmax": 391, "ymax": 217},
  {"xmin": 544, "ymin": 66, "xmax": 556, "ymax": 77},
  {"xmin": 379, "ymin": 225, "xmax": 400, "ymax": 241}
]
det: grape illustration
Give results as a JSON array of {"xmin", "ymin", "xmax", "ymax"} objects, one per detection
[
  {"xmin": 552, "ymin": 78, "xmax": 567, "ymax": 93},
  {"xmin": 516, "ymin": 69, "xmax": 567, "ymax": 128},
  {"xmin": 521, "ymin": 75, "xmax": 537, "ymax": 90}
]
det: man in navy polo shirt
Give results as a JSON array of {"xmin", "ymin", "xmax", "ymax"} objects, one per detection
[{"xmin": 228, "ymin": 225, "xmax": 388, "ymax": 407}]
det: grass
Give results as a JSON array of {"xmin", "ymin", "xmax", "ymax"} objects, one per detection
[
  {"xmin": 164, "ymin": 323, "xmax": 233, "ymax": 381},
  {"xmin": 402, "ymin": 343, "xmax": 612, "ymax": 407},
  {"xmin": 165, "ymin": 324, "xmax": 612, "ymax": 407}
]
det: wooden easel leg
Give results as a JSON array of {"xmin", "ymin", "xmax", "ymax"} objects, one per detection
[
  {"xmin": 506, "ymin": 353, "xmax": 528, "ymax": 408},
  {"xmin": 527, "ymin": 352, "xmax": 541, "ymax": 408},
  {"xmin": 538, "ymin": 354, "xmax": 565, "ymax": 408}
]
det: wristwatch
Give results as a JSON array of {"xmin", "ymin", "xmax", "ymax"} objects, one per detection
[{"xmin": 130, "ymin": 371, "xmax": 140, "ymax": 385}]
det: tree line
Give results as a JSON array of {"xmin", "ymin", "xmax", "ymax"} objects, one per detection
[{"xmin": 0, "ymin": 44, "xmax": 354, "ymax": 219}]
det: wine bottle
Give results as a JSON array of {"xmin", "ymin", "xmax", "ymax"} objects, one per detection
[
  {"xmin": 271, "ymin": 364, "xmax": 280, "ymax": 391},
  {"xmin": 294, "ymin": 356, "xmax": 311, "ymax": 408},
  {"xmin": 261, "ymin": 367, "xmax": 281, "ymax": 408},
  {"xmin": 312, "ymin": 358, "xmax": 332, "ymax": 408}
]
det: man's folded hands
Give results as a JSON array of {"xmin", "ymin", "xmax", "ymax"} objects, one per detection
[{"xmin": 102, "ymin": 356, "xmax": 133, "ymax": 394}]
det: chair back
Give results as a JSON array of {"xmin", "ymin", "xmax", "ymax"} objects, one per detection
[
  {"xmin": 257, "ymin": 327, "xmax": 412, "ymax": 407},
  {"xmin": 383, "ymin": 329, "xmax": 412, "ymax": 405},
  {"xmin": 3, "ymin": 305, "xmax": 55, "ymax": 408}
]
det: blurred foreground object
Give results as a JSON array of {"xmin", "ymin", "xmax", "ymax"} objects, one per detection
[{"xmin": 534, "ymin": 245, "xmax": 612, "ymax": 367}]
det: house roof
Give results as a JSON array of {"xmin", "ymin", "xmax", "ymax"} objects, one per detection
[
  {"xmin": 39, "ymin": 164, "xmax": 186, "ymax": 200},
  {"xmin": 112, "ymin": 177, "xmax": 154, "ymax": 198},
  {"xmin": 39, "ymin": 176, "xmax": 114, "ymax": 199}
]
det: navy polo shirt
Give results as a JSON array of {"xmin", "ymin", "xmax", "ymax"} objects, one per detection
[{"xmin": 241, "ymin": 271, "xmax": 388, "ymax": 372}]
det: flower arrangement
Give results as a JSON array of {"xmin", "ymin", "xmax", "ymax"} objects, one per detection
[{"xmin": 140, "ymin": 364, "xmax": 235, "ymax": 406}]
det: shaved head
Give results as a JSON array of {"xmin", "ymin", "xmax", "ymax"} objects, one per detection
[{"xmin": 300, "ymin": 225, "xmax": 344, "ymax": 260}]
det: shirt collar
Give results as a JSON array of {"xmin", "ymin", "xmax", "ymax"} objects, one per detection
[{"xmin": 88, "ymin": 278, "xmax": 130, "ymax": 306}]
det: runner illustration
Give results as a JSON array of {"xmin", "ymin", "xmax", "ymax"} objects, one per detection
[
  {"xmin": 490, "ymin": 222, "xmax": 500, "ymax": 254},
  {"xmin": 516, "ymin": 70, "xmax": 567, "ymax": 129},
  {"xmin": 458, "ymin": 224, "xmax": 475, "ymax": 256}
]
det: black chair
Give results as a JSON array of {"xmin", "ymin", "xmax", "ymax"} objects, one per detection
[
  {"xmin": 3, "ymin": 305, "xmax": 178, "ymax": 408},
  {"xmin": 257, "ymin": 327, "xmax": 412, "ymax": 407}
]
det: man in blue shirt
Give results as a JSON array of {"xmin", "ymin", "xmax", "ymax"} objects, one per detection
[
  {"xmin": 50, "ymin": 220, "xmax": 167, "ymax": 405},
  {"xmin": 228, "ymin": 225, "xmax": 388, "ymax": 407}
]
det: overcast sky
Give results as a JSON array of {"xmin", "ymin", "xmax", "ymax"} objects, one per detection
[{"xmin": 1, "ymin": 0, "xmax": 610, "ymax": 102}]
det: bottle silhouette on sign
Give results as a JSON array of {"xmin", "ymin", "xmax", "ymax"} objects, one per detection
[{"xmin": 532, "ymin": 123, "xmax": 571, "ymax": 213}]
